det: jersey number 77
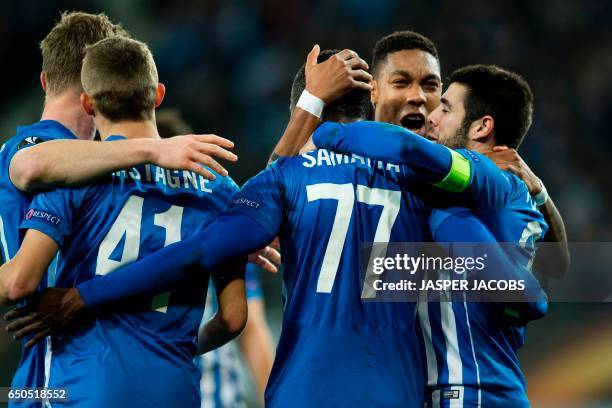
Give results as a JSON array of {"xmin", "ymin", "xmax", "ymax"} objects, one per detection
[{"xmin": 306, "ymin": 183, "xmax": 401, "ymax": 297}]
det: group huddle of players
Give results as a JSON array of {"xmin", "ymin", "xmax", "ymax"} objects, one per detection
[{"xmin": 0, "ymin": 10, "xmax": 570, "ymax": 408}]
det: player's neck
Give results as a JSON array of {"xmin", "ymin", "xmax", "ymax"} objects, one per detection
[
  {"xmin": 466, "ymin": 140, "xmax": 495, "ymax": 154},
  {"xmin": 96, "ymin": 116, "xmax": 161, "ymax": 141},
  {"xmin": 41, "ymin": 91, "xmax": 96, "ymax": 141}
]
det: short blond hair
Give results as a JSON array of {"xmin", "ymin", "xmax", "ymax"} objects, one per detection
[
  {"xmin": 82, "ymin": 36, "xmax": 158, "ymax": 122},
  {"xmin": 40, "ymin": 11, "xmax": 128, "ymax": 95}
]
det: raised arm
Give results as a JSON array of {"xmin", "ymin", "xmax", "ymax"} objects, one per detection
[
  {"xmin": 10, "ymin": 134, "xmax": 237, "ymax": 191},
  {"xmin": 268, "ymin": 45, "xmax": 371, "ymax": 163}
]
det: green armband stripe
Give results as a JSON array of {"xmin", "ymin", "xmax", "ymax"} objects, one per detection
[{"xmin": 432, "ymin": 149, "xmax": 471, "ymax": 192}]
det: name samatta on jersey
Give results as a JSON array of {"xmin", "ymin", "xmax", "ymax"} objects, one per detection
[{"xmin": 300, "ymin": 148, "xmax": 401, "ymax": 174}]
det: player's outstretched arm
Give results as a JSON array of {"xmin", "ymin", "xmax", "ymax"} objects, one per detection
[
  {"xmin": 10, "ymin": 134, "xmax": 237, "ymax": 192},
  {"xmin": 78, "ymin": 213, "xmax": 274, "ymax": 309},
  {"xmin": 197, "ymin": 258, "xmax": 248, "ymax": 355},
  {"xmin": 5, "ymin": 167, "xmax": 284, "ymax": 345},
  {"xmin": 268, "ymin": 45, "xmax": 372, "ymax": 163},
  {"xmin": 4, "ymin": 214, "xmax": 274, "ymax": 347},
  {"xmin": 0, "ymin": 230, "xmax": 58, "ymax": 304},
  {"xmin": 313, "ymin": 121, "xmax": 515, "ymax": 212},
  {"xmin": 433, "ymin": 208, "xmax": 548, "ymax": 324},
  {"xmin": 313, "ymin": 121, "xmax": 453, "ymax": 181},
  {"xmin": 269, "ymin": 108, "xmax": 321, "ymax": 163},
  {"xmin": 486, "ymin": 146, "xmax": 570, "ymax": 277}
]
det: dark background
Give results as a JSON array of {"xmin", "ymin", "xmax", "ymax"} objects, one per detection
[{"xmin": 0, "ymin": 1, "xmax": 611, "ymax": 406}]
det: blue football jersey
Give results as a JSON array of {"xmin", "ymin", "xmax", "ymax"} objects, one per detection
[
  {"xmin": 0, "ymin": 120, "xmax": 76, "ymax": 408},
  {"xmin": 195, "ymin": 263, "xmax": 262, "ymax": 408},
  {"xmin": 20, "ymin": 136, "xmax": 239, "ymax": 408},
  {"xmin": 228, "ymin": 149, "xmax": 433, "ymax": 407},
  {"xmin": 419, "ymin": 169, "xmax": 548, "ymax": 408}
]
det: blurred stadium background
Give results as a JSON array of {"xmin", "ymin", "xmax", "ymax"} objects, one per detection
[{"xmin": 0, "ymin": 1, "xmax": 610, "ymax": 407}]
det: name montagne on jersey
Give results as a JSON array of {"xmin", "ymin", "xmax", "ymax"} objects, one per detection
[
  {"xmin": 301, "ymin": 149, "xmax": 401, "ymax": 173},
  {"xmin": 111, "ymin": 164, "xmax": 214, "ymax": 193}
]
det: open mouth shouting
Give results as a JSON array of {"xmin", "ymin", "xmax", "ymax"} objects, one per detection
[{"xmin": 399, "ymin": 113, "xmax": 427, "ymax": 136}]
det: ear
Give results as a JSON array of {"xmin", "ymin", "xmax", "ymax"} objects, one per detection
[
  {"xmin": 471, "ymin": 115, "xmax": 495, "ymax": 144},
  {"xmin": 40, "ymin": 72, "xmax": 47, "ymax": 92},
  {"xmin": 80, "ymin": 93, "xmax": 95, "ymax": 116},
  {"xmin": 154, "ymin": 83, "xmax": 166, "ymax": 108},
  {"xmin": 370, "ymin": 79, "xmax": 378, "ymax": 105}
]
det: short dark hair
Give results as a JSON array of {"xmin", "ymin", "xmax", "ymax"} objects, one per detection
[
  {"xmin": 450, "ymin": 65, "xmax": 533, "ymax": 149},
  {"xmin": 82, "ymin": 36, "xmax": 158, "ymax": 122},
  {"xmin": 372, "ymin": 31, "xmax": 438, "ymax": 75},
  {"xmin": 289, "ymin": 49, "xmax": 372, "ymax": 122}
]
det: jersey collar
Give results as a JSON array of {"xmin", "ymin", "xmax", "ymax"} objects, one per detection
[{"xmin": 18, "ymin": 120, "xmax": 78, "ymax": 140}]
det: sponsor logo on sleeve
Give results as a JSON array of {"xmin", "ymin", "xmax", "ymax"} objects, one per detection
[
  {"xmin": 232, "ymin": 197, "xmax": 262, "ymax": 209},
  {"xmin": 25, "ymin": 209, "xmax": 62, "ymax": 226},
  {"xmin": 16, "ymin": 136, "xmax": 44, "ymax": 150}
]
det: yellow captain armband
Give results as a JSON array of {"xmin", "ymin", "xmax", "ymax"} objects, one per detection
[{"xmin": 432, "ymin": 149, "xmax": 471, "ymax": 192}]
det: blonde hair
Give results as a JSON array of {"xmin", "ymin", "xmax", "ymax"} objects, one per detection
[
  {"xmin": 40, "ymin": 11, "xmax": 128, "ymax": 94},
  {"xmin": 82, "ymin": 36, "xmax": 158, "ymax": 122}
]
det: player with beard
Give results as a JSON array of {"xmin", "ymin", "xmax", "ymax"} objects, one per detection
[
  {"xmin": 313, "ymin": 64, "xmax": 555, "ymax": 407},
  {"xmin": 269, "ymin": 31, "xmax": 568, "ymax": 276},
  {"xmin": 7, "ymin": 50, "xmax": 433, "ymax": 406},
  {"xmin": 266, "ymin": 33, "xmax": 567, "ymax": 406},
  {"xmin": 5, "ymin": 50, "xmax": 550, "ymax": 407}
]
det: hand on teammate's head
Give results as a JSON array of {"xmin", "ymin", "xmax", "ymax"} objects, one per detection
[{"xmin": 305, "ymin": 44, "xmax": 373, "ymax": 104}]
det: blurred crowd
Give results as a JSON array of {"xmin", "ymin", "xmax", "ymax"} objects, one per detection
[
  {"xmin": 0, "ymin": 1, "xmax": 611, "ymax": 405},
  {"xmin": 1, "ymin": 0, "xmax": 611, "ymax": 241}
]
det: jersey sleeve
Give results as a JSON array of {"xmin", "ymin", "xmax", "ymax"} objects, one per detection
[
  {"xmin": 77, "ymin": 211, "xmax": 274, "ymax": 309},
  {"xmin": 432, "ymin": 208, "xmax": 548, "ymax": 324},
  {"xmin": 428, "ymin": 207, "xmax": 470, "ymax": 238},
  {"xmin": 5, "ymin": 132, "xmax": 63, "ymax": 188},
  {"xmin": 6, "ymin": 134, "xmax": 49, "ymax": 162},
  {"xmin": 213, "ymin": 173, "xmax": 241, "ymax": 211},
  {"xmin": 313, "ymin": 121, "xmax": 454, "ymax": 184},
  {"xmin": 75, "ymin": 167, "xmax": 285, "ymax": 309},
  {"xmin": 313, "ymin": 121, "xmax": 514, "ymax": 212},
  {"xmin": 225, "ymin": 163, "xmax": 285, "ymax": 238},
  {"xmin": 19, "ymin": 187, "xmax": 88, "ymax": 247},
  {"xmin": 453, "ymin": 149, "xmax": 514, "ymax": 213}
]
